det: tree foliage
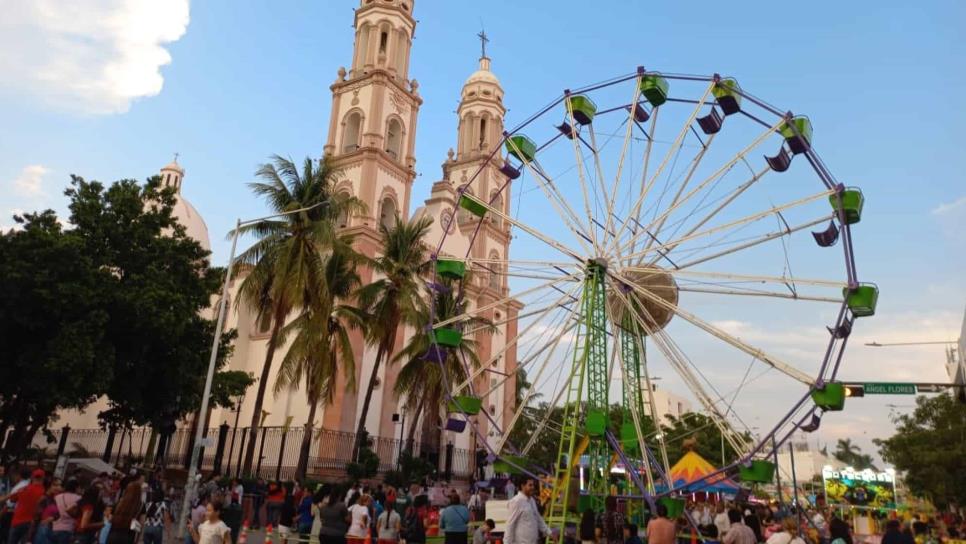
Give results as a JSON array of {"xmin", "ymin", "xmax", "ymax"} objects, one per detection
[
  {"xmin": 234, "ymin": 155, "xmax": 361, "ymax": 474},
  {"xmin": 875, "ymin": 394, "xmax": 966, "ymax": 508},
  {"xmin": 0, "ymin": 175, "xmax": 247, "ymax": 459},
  {"xmin": 832, "ymin": 438, "xmax": 876, "ymax": 470},
  {"xmin": 0, "ymin": 210, "xmax": 113, "ymax": 455}
]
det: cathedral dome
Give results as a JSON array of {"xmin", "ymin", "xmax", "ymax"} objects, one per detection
[
  {"xmin": 464, "ymin": 57, "xmax": 500, "ymax": 86},
  {"xmin": 172, "ymin": 195, "xmax": 211, "ymax": 252},
  {"xmin": 158, "ymin": 159, "xmax": 211, "ymax": 252}
]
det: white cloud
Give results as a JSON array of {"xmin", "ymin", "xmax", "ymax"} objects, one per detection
[
  {"xmin": 931, "ymin": 195, "xmax": 966, "ymax": 216},
  {"xmin": 11, "ymin": 165, "xmax": 50, "ymax": 198},
  {"xmin": 0, "ymin": 209, "xmax": 26, "ymax": 232},
  {"xmin": 0, "ymin": 0, "xmax": 190, "ymax": 115}
]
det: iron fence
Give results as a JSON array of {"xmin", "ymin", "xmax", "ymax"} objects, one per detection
[{"xmin": 27, "ymin": 425, "xmax": 474, "ymax": 481}]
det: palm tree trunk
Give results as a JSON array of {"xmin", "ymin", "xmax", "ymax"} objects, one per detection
[
  {"xmin": 295, "ymin": 399, "xmax": 318, "ymax": 480},
  {"xmin": 405, "ymin": 395, "xmax": 427, "ymax": 453},
  {"xmin": 353, "ymin": 344, "xmax": 387, "ymax": 459},
  {"xmin": 242, "ymin": 308, "xmax": 286, "ymax": 475},
  {"xmin": 353, "ymin": 311, "xmax": 400, "ymax": 458}
]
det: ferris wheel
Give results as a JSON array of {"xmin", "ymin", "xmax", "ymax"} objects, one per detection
[{"xmin": 424, "ymin": 67, "xmax": 877, "ymax": 522}]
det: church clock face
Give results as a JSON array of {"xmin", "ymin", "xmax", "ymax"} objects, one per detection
[{"xmin": 440, "ymin": 209, "xmax": 455, "ymax": 234}]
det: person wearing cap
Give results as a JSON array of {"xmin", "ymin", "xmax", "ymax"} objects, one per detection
[{"xmin": 0, "ymin": 469, "xmax": 47, "ymax": 544}]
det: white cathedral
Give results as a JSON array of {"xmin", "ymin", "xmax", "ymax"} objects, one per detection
[{"xmin": 59, "ymin": 0, "xmax": 519, "ymax": 465}]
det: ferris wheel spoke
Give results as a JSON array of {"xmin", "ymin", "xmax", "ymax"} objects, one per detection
[
  {"xmin": 610, "ymin": 82, "xmax": 715, "ymax": 258},
  {"xmin": 492, "ymin": 318, "xmax": 580, "ymax": 454},
  {"xmin": 615, "ymin": 119, "xmax": 784, "ymax": 261},
  {"xmin": 451, "ymin": 295, "xmax": 568, "ymax": 396},
  {"xmin": 656, "ymin": 269, "xmax": 848, "ymax": 288},
  {"xmin": 619, "ymin": 279, "xmax": 815, "ymax": 385},
  {"xmin": 676, "ymin": 215, "xmax": 833, "ymax": 269},
  {"xmin": 459, "ymin": 193, "xmax": 586, "ymax": 262},
  {"xmin": 463, "ymin": 294, "xmax": 577, "ymax": 336},
  {"xmin": 676, "ymin": 286, "xmax": 844, "ymax": 303},
  {"xmin": 603, "ymin": 74, "xmax": 646, "ymax": 249},
  {"xmin": 564, "ymin": 98, "xmax": 602, "ymax": 252},
  {"xmin": 637, "ymin": 131, "xmax": 719, "ymax": 258},
  {"xmin": 610, "ymin": 108, "xmax": 660, "ymax": 258},
  {"xmin": 506, "ymin": 133, "xmax": 595, "ymax": 255},
  {"xmin": 521, "ymin": 345, "xmax": 580, "ymax": 455},
  {"xmin": 621, "ymin": 189, "xmax": 835, "ymax": 264},
  {"xmin": 643, "ymin": 164, "xmax": 770, "ymax": 268},
  {"xmin": 466, "ymin": 257, "xmax": 581, "ymax": 269},
  {"xmin": 432, "ymin": 273, "xmax": 579, "ymax": 330},
  {"xmin": 611, "ymin": 287, "xmax": 751, "ymax": 454},
  {"xmin": 526, "ymin": 160, "xmax": 597, "ymax": 255}
]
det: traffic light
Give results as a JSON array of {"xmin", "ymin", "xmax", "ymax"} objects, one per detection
[{"xmin": 844, "ymin": 385, "xmax": 865, "ymax": 398}]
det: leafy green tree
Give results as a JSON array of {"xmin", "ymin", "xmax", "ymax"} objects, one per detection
[
  {"xmin": 273, "ymin": 237, "xmax": 367, "ymax": 479},
  {"xmin": 63, "ymin": 176, "xmax": 233, "ymax": 432},
  {"xmin": 392, "ymin": 271, "xmax": 494, "ymax": 453},
  {"xmin": 354, "ymin": 214, "xmax": 433, "ymax": 455},
  {"xmin": 875, "ymin": 394, "xmax": 966, "ymax": 508},
  {"xmin": 0, "ymin": 175, "xmax": 245, "ymax": 461},
  {"xmin": 234, "ymin": 155, "xmax": 361, "ymax": 474},
  {"xmin": 0, "ymin": 211, "xmax": 113, "ymax": 458},
  {"xmin": 506, "ymin": 401, "xmax": 576, "ymax": 471}
]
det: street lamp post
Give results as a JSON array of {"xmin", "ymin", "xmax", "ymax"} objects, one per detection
[{"xmin": 177, "ymin": 202, "xmax": 327, "ymax": 537}]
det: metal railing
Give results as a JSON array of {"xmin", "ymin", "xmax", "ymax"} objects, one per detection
[{"xmin": 28, "ymin": 425, "xmax": 474, "ymax": 481}]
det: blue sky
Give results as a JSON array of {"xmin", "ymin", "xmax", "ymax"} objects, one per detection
[{"xmin": 2, "ymin": 0, "xmax": 964, "ymax": 462}]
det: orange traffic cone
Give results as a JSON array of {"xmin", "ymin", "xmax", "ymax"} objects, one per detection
[{"xmin": 265, "ymin": 524, "xmax": 274, "ymax": 544}]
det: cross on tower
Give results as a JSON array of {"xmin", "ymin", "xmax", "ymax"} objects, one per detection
[
  {"xmin": 477, "ymin": 29, "xmax": 489, "ymax": 58},
  {"xmin": 173, "ymin": 152, "xmax": 180, "ymax": 163}
]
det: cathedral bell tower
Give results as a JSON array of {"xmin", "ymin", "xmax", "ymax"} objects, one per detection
[
  {"xmin": 323, "ymin": 0, "xmax": 422, "ymax": 230},
  {"xmin": 419, "ymin": 42, "xmax": 520, "ymax": 447},
  {"xmin": 319, "ymin": 0, "xmax": 422, "ymax": 435}
]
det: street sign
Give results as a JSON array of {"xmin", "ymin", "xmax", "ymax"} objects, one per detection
[{"xmin": 863, "ymin": 382, "xmax": 916, "ymax": 395}]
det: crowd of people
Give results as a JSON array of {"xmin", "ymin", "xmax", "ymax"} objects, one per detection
[
  {"xmin": 4, "ymin": 464, "xmax": 962, "ymax": 544},
  {"xmin": 0, "ymin": 465, "xmax": 190, "ymax": 544}
]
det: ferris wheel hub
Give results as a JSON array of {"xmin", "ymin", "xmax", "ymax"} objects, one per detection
[{"xmin": 606, "ymin": 265, "xmax": 679, "ymax": 333}]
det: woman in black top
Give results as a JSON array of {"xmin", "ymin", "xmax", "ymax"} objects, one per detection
[
  {"xmin": 318, "ymin": 486, "xmax": 350, "ymax": 544},
  {"xmin": 279, "ymin": 483, "xmax": 298, "ymax": 538}
]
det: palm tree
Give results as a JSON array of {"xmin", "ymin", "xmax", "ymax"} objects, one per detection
[
  {"xmin": 352, "ymin": 214, "xmax": 433, "ymax": 455},
  {"xmin": 272, "ymin": 237, "xmax": 367, "ymax": 479},
  {"xmin": 833, "ymin": 438, "xmax": 860, "ymax": 465},
  {"xmin": 234, "ymin": 155, "xmax": 362, "ymax": 475},
  {"xmin": 392, "ymin": 275, "xmax": 494, "ymax": 452}
]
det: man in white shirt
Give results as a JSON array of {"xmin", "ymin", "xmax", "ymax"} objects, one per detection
[{"xmin": 504, "ymin": 478, "xmax": 548, "ymax": 544}]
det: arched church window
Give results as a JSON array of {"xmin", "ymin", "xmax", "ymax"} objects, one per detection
[
  {"xmin": 336, "ymin": 192, "xmax": 351, "ymax": 228},
  {"xmin": 488, "ymin": 250, "xmax": 501, "ymax": 289},
  {"xmin": 343, "ymin": 112, "xmax": 363, "ymax": 153},
  {"xmin": 379, "ymin": 31, "xmax": 388, "ymax": 55},
  {"xmin": 479, "ymin": 118, "xmax": 487, "ymax": 149},
  {"xmin": 380, "ymin": 196, "xmax": 397, "ymax": 231},
  {"xmin": 386, "ymin": 119, "xmax": 402, "ymax": 160}
]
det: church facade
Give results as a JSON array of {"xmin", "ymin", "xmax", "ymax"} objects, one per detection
[{"xmin": 57, "ymin": 0, "xmax": 520, "ymax": 466}]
